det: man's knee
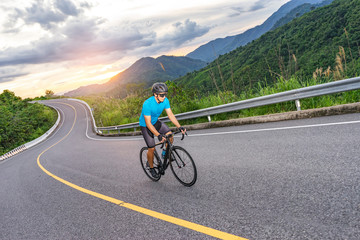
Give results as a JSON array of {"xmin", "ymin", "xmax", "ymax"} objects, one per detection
[{"xmin": 165, "ymin": 132, "xmax": 173, "ymax": 143}]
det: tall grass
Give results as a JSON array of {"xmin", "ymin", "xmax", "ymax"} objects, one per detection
[
  {"xmin": 80, "ymin": 95, "xmax": 146, "ymax": 127},
  {"xmin": 79, "ymin": 75, "xmax": 360, "ymax": 130}
]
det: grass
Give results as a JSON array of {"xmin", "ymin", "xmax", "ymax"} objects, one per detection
[{"xmin": 78, "ymin": 76, "xmax": 360, "ymax": 133}]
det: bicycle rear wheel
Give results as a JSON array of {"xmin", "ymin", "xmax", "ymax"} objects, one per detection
[
  {"xmin": 170, "ymin": 146, "xmax": 197, "ymax": 186},
  {"xmin": 140, "ymin": 147, "xmax": 161, "ymax": 181}
]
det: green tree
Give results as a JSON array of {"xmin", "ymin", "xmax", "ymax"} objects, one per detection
[
  {"xmin": 45, "ymin": 90, "xmax": 55, "ymax": 98},
  {"xmin": 0, "ymin": 90, "xmax": 57, "ymax": 155}
]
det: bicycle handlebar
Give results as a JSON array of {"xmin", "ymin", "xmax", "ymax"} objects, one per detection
[
  {"xmin": 175, "ymin": 130, "xmax": 188, "ymax": 140},
  {"xmin": 157, "ymin": 130, "xmax": 187, "ymax": 148}
]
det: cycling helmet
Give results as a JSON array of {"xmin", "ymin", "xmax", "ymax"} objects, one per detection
[{"xmin": 151, "ymin": 82, "xmax": 168, "ymax": 94}]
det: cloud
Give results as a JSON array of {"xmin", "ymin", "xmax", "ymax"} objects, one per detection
[
  {"xmin": 161, "ymin": 19, "xmax": 211, "ymax": 47},
  {"xmin": 0, "ymin": 73, "xmax": 28, "ymax": 83},
  {"xmin": 0, "ymin": 68, "xmax": 28, "ymax": 83},
  {"xmin": 1, "ymin": 2, "xmax": 211, "ymax": 72},
  {"xmin": 231, "ymin": 6, "xmax": 245, "ymax": 13},
  {"xmin": 0, "ymin": 17, "xmax": 209, "ymax": 69},
  {"xmin": 0, "ymin": 17, "xmax": 156, "ymax": 67},
  {"xmin": 61, "ymin": 17, "xmax": 101, "ymax": 41},
  {"xmin": 249, "ymin": 1, "xmax": 266, "ymax": 12},
  {"xmin": 55, "ymin": 0, "xmax": 81, "ymax": 16},
  {"xmin": 229, "ymin": 6, "xmax": 245, "ymax": 17},
  {"xmin": 3, "ymin": 0, "xmax": 87, "ymax": 31},
  {"xmin": 228, "ymin": 1, "xmax": 266, "ymax": 18}
]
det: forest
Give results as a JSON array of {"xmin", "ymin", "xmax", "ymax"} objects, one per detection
[{"xmin": 177, "ymin": 0, "xmax": 360, "ymax": 93}]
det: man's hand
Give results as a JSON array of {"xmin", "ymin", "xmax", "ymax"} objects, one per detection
[
  {"xmin": 157, "ymin": 133, "xmax": 166, "ymax": 142},
  {"xmin": 178, "ymin": 126, "xmax": 186, "ymax": 134}
]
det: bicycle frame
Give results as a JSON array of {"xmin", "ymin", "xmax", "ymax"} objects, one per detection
[
  {"xmin": 154, "ymin": 131, "xmax": 185, "ymax": 172},
  {"xmin": 140, "ymin": 129, "xmax": 196, "ymax": 186}
]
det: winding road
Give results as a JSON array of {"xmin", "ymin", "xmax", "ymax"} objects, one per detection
[{"xmin": 1, "ymin": 99, "xmax": 359, "ymax": 239}]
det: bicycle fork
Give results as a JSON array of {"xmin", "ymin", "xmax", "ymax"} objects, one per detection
[{"xmin": 171, "ymin": 149, "xmax": 186, "ymax": 169}]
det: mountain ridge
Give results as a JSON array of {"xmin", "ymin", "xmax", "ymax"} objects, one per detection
[
  {"xmin": 186, "ymin": 0, "xmax": 327, "ymax": 63},
  {"xmin": 176, "ymin": 0, "xmax": 360, "ymax": 93},
  {"xmin": 65, "ymin": 55, "xmax": 206, "ymax": 97}
]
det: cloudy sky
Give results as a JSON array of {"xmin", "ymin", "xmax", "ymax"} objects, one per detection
[{"xmin": 0, "ymin": 0, "xmax": 289, "ymax": 98}]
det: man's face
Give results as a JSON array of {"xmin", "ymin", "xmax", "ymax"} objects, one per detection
[{"xmin": 157, "ymin": 92, "xmax": 167, "ymax": 99}]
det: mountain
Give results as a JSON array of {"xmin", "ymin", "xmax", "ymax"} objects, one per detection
[
  {"xmin": 270, "ymin": 0, "xmax": 334, "ymax": 30},
  {"xmin": 63, "ymin": 83, "xmax": 109, "ymax": 97},
  {"xmin": 65, "ymin": 56, "xmax": 206, "ymax": 97},
  {"xmin": 176, "ymin": 0, "xmax": 360, "ymax": 93},
  {"xmin": 108, "ymin": 55, "xmax": 206, "ymax": 85},
  {"xmin": 186, "ymin": 0, "xmax": 328, "ymax": 63}
]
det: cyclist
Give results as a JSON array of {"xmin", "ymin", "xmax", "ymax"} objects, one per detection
[{"xmin": 139, "ymin": 82, "xmax": 186, "ymax": 178}]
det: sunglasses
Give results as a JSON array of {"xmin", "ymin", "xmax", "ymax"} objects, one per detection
[{"xmin": 158, "ymin": 93, "xmax": 167, "ymax": 97}]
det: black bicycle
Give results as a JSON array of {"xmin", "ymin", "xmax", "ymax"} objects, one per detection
[{"xmin": 140, "ymin": 131, "xmax": 197, "ymax": 187}]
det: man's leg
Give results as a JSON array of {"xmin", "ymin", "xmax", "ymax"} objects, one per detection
[
  {"xmin": 158, "ymin": 120, "xmax": 172, "ymax": 149},
  {"xmin": 164, "ymin": 131, "xmax": 173, "ymax": 150},
  {"xmin": 141, "ymin": 126, "xmax": 156, "ymax": 168},
  {"xmin": 167, "ymin": 132, "xmax": 174, "ymax": 144},
  {"xmin": 147, "ymin": 147, "xmax": 159, "ymax": 178},
  {"xmin": 147, "ymin": 147, "xmax": 155, "ymax": 168}
]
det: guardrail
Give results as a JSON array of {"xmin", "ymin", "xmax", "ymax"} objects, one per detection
[{"xmin": 80, "ymin": 76, "xmax": 360, "ymax": 134}]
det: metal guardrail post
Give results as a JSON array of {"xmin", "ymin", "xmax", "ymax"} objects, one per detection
[
  {"xmin": 207, "ymin": 115, "xmax": 212, "ymax": 122},
  {"xmin": 295, "ymin": 99, "xmax": 301, "ymax": 111}
]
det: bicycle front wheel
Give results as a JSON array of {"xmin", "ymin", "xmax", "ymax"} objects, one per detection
[
  {"xmin": 140, "ymin": 147, "xmax": 161, "ymax": 181},
  {"xmin": 170, "ymin": 146, "xmax": 197, "ymax": 187}
]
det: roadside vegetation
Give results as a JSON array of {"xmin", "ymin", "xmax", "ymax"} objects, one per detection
[
  {"xmin": 79, "ymin": 49, "xmax": 358, "ymax": 131},
  {"xmin": 79, "ymin": 73, "xmax": 360, "ymax": 132},
  {"xmin": 0, "ymin": 90, "xmax": 57, "ymax": 155}
]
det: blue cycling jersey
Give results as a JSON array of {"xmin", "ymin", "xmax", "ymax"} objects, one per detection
[{"xmin": 139, "ymin": 96, "xmax": 170, "ymax": 127}]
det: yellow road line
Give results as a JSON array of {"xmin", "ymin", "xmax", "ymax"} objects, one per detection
[{"xmin": 37, "ymin": 102, "xmax": 248, "ymax": 240}]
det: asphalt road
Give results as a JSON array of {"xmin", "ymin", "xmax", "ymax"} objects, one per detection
[{"xmin": 1, "ymin": 99, "xmax": 359, "ymax": 240}]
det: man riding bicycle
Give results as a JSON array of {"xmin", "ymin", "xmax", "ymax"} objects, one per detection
[{"xmin": 139, "ymin": 82, "xmax": 186, "ymax": 178}]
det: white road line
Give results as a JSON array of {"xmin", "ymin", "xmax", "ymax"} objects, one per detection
[
  {"xmin": 78, "ymin": 101, "xmax": 143, "ymax": 141},
  {"xmin": 76, "ymin": 100, "xmax": 360, "ymax": 139},
  {"xmin": 188, "ymin": 120, "xmax": 360, "ymax": 137}
]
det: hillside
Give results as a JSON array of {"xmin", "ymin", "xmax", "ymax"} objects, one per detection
[
  {"xmin": 271, "ymin": 0, "xmax": 334, "ymax": 30},
  {"xmin": 186, "ymin": 0, "xmax": 328, "ymax": 63},
  {"xmin": 65, "ymin": 56, "xmax": 206, "ymax": 97},
  {"xmin": 176, "ymin": 0, "xmax": 360, "ymax": 93},
  {"xmin": 109, "ymin": 55, "xmax": 206, "ymax": 85}
]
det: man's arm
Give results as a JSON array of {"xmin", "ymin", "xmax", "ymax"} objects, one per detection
[
  {"xmin": 145, "ymin": 115, "xmax": 166, "ymax": 142},
  {"xmin": 165, "ymin": 108, "xmax": 186, "ymax": 134},
  {"xmin": 144, "ymin": 115, "xmax": 160, "ymax": 136}
]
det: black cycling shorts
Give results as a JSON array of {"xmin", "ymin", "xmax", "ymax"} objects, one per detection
[{"xmin": 141, "ymin": 120, "xmax": 171, "ymax": 148}]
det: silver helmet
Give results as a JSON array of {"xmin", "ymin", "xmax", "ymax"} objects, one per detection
[{"xmin": 151, "ymin": 82, "xmax": 168, "ymax": 94}]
